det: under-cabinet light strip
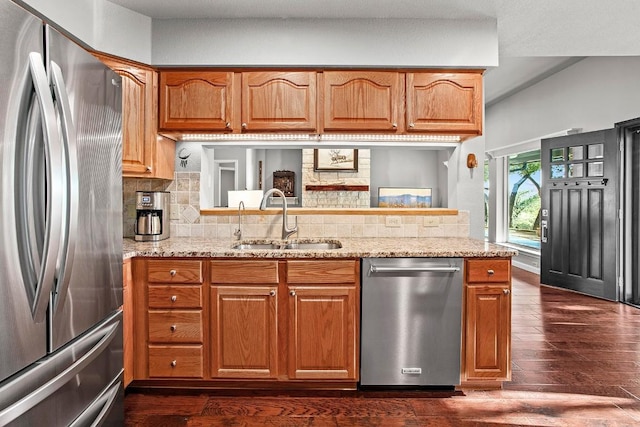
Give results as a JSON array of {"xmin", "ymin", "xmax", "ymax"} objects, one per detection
[{"xmin": 180, "ymin": 133, "xmax": 461, "ymax": 143}]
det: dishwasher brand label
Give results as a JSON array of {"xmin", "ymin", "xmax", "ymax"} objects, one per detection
[{"xmin": 401, "ymin": 368, "xmax": 422, "ymax": 375}]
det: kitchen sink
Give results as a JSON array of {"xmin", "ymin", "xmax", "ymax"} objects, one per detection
[
  {"xmin": 231, "ymin": 242, "xmax": 283, "ymax": 250},
  {"xmin": 283, "ymin": 241, "xmax": 342, "ymax": 250},
  {"xmin": 231, "ymin": 240, "xmax": 342, "ymax": 250}
]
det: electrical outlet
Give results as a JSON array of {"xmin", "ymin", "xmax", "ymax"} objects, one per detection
[
  {"xmin": 385, "ymin": 216, "xmax": 402, "ymax": 227},
  {"xmin": 423, "ymin": 216, "xmax": 440, "ymax": 227}
]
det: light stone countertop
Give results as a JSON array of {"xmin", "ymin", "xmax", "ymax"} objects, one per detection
[{"xmin": 123, "ymin": 237, "xmax": 517, "ymax": 260}]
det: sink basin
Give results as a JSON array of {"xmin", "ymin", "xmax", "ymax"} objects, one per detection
[
  {"xmin": 283, "ymin": 241, "xmax": 342, "ymax": 250},
  {"xmin": 231, "ymin": 240, "xmax": 342, "ymax": 250},
  {"xmin": 231, "ymin": 243, "xmax": 283, "ymax": 250}
]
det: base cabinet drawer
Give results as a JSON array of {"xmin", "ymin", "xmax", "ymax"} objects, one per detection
[
  {"xmin": 148, "ymin": 310, "xmax": 203, "ymax": 343},
  {"xmin": 148, "ymin": 345, "xmax": 204, "ymax": 378}
]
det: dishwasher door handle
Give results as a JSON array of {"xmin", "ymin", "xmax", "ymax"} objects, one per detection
[{"xmin": 368, "ymin": 265, "xmax": 461, "ymax": 274}]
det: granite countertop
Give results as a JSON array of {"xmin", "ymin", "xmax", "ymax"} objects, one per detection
[{"xmin": 123, "ymin": 237, "xmax": 517, "ymax": 260}]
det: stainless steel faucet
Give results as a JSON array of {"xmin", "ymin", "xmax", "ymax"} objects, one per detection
[
  {"xmin": 259, "ymin": 188, "xmax": 298, "ymax": 240},
  {"xmin": 233, "ymin": 201, "xmax": 245, "ymax": 240}
]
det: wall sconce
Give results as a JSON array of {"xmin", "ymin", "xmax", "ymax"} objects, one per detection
[{"xmin": 466, "ymin": 153, "xmax": 478, "ymax": 169}]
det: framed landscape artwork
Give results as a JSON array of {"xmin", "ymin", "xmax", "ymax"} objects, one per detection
[
  {"xmin": 314, "ymin": 149, "xmax": 358, "ymax": 171},
  {"xmin": 378, "ymin": 187, "xmax": 432, "ymax": 208}
]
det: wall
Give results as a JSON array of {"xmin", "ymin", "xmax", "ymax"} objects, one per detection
[
  {"xmin": 302, "ymin": 149, "xmax": 370, "ymax": 208},
  {"xmin": 17, "ymin": 0, "xmax": 152, "ymax": 63},
  {"xmin": 486, "ymin": 56, "xmax": 640, "ymax": 151},
  {"xmin": 370, "ymin": 149, "xmax": 444, "ymax": 207},
  {"xmin": 151, "ymin": 18, "xmax": 497, "ymax": 67},
  {"xmin": 123, "ymin": 173, "xmax": 470, "ymax": 240}
]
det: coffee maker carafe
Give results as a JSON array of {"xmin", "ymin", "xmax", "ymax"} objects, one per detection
[{"xmin": 135, "ymin": 191, "xmax": 170, "ymax": 241}]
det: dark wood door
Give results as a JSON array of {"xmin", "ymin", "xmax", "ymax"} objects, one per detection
[{"xmin": 540, "ymin": 129, "xmax": 618, "ymax": 300}]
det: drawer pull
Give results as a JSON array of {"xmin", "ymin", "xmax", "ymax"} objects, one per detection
[
  {"xmin": 170, "ymin": 325, "xmax": 177, "ymax": 332},
  {"xmin": 269, "ymin": 290, "xmax": 276, "ymax": 297},
  {"xmin": 290, "ymin": 290, "xmax": 296, "ymax": 297},
  {"xmin": 170, "ymin": 295, "xmax": 177, "ymax": 302},
  {"xmin": 503, "ymin": 289, "xmax": 511, "ymax": 295},
  {"xmin": 170, "ymin": 360, "xmax": 177, "ymax": 367},
  {"xmin": 169, "ymin": 269, "xmax": 177, "ymax": 277},
  {"xmin": 487, "ymin": 269, "xmax": 495, "ymax": 276}
]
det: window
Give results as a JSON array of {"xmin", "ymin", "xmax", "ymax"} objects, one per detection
[{"xmin": 507, "ymin": 149, "xmax": 541, "ymax": 249}]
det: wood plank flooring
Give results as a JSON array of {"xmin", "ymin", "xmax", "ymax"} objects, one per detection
[{"xmin": 125, "ymin": 268, "xmax": 640, "ymax": 426}]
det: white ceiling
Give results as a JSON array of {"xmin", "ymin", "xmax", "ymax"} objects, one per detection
[{"xmin": 107, "ymin": 0, "xmax": 640, "ymax": 105}]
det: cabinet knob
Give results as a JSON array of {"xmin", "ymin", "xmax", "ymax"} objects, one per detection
[
  {"xmin": 503, "ymin": 289, "xmax": 511, "ymax": 295},
  {"xmin": 146, "ymin": 165, "xmax": 152, "ymax": 172},
  {"xmin": 408, "ymin": 123, "xmax": 415, "ymax": 128},
  {"xmin": 241, "ymin": 123, "xmax": 248, "ymax": 129},
  {"xmin": 170, "ymin": 295, "xmax": 177, "ymax": 302},
  {"xmin": 170, "ymin": 325, "xmax": 177, "ymax": 332},
  {"xmin": 269, "ymin": 290, "xmax": 276, "ymax": 297},
  {"xmin": 392, "ymin": 123, "xmax": 398, "ymax": 129},
  {"xmin": 169, "ymin": 269, "xmax": 177, "ymax": 277},
  {"xmin": 225, "ymin": 122, "xmax": 231, "ymax": 129},
  {"xmin": 487, "ymin": 269, "xmax": 495, "ymax": 276},
  {"xmin": 289, "ymin": 290, "xmax": 296, "ymax": 296},
  {"xmin": 170, "ymin": 360, "xmax": 177, "ymax": 367}
]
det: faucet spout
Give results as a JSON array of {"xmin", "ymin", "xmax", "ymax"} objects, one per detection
[
  {"xmin": 259, "ymin": 188, "xmax": 298, "ymax": 240},
  {"xmin": 233, "ymin": 201, "xmax": 245, "ymax": 240}
]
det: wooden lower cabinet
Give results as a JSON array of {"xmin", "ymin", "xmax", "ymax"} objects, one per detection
[
  {"xmin": 122, "ymin": 259, "xmax": 134, "ymax": 388},
  {"xmin": 288, "ymin": 286, "xmax": 357, "ymax": 380},
  {"xmin": 462, "ymin": 258, "xmax": 512, "ymax": 385},
  {"xmin": 210, "ymin": 286, "xmax": 278, "ymax": 379},
  {"xmin": 132, "ymin": 257, "xmax": 359, "ymax": 388},
  {"xmin": 210, "ymin": 259, "xmax": 360, "ymax": 383}
]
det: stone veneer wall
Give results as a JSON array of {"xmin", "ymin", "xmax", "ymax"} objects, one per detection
[
  {"xmin": 301, "ymin": 149, "xmax": 370, "ymax": 208},
  {"xmin": 123, "ymin": 172, "xmax": 470, "ymax": 239}
]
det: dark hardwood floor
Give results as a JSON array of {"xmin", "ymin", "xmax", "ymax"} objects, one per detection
[{"xmin": 125, "ymin": 268, "xmax": 640, "ymax": 426}]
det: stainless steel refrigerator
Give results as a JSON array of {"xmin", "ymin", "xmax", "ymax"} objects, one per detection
[{"xmin": 0, "ymin": 0, "xmax": 124, "ymax": 425}]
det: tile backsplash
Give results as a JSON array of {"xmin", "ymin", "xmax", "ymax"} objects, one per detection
[{"xmin": 123, "ymin": 173, "xmax": 470, "ymax": 239}]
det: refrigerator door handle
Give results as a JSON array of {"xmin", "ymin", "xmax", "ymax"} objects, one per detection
[
  {"xmin": 49, "ymin": 61, "xmax": 78, "ymax": 313},
  {"xmin": 68, "ymin": 374, "xmax": 122, "ymax": 427},
  {"xmin": 0, "ymin": 318, "xmax": 119, "ymax": 426},
  {"xmin": 27, "ymin": 52, "xmax": 64, "ymax": 323}
]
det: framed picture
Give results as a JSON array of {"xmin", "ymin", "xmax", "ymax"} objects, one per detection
[
  {"xmin": 314, "ymin": 149, "xmax": 358, "ymax": 171},
  {"xmin": 378, "ymin": 187, "xmax": 432, "ymax": 208}
]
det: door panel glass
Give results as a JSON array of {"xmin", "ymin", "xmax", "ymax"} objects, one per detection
[
  {"xmin": 551, "ymin": 148, "xmax": 565, "ymax": 162},
  {"xmin": 568, "ymin": 146, "xmax": 584, "ymax": 161},
  {"xmin": 588, "ymin": 143, "xmax": 604, "ymax": 159},
  {"xmin": 550, "ymin": 164, "xmax": 565, "ymax": 179},
  {"xmin": 588, "ymin": 162, "xmax": 604, "ymax": 177},
  {"xmin": 568, "ymin": 163, "xmax": 584, "ymax": 178}
]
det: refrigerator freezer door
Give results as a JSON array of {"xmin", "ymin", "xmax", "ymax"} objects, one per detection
[
  {"xmin": 0, "ymin": 0, "xmax": 49, "ymax": 384},
  {"xmin": 46, "ymin": 26, "xmax": 124, "ymax": 351},
  {"xmin": 0, "ymin": 310, "xmax": 124, "ymax": 426}
]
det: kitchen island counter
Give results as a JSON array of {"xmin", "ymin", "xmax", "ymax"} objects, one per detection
[{"xmin": 123, "ymin": 236, "xmax": 517, "ymax": 259}]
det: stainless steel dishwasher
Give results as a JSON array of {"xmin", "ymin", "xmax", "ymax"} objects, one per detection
[{"xmin": 360, "ymin": 258, "xmax": 463, "ymax": 388}]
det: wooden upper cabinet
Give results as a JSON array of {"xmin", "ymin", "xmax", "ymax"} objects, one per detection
[
  {"xmin": 322, "ymin": 71, "xmax": 401, "ymax": 132},
  {"xmin": 406, "ymin": 72, "xmax": 483, "ymax": 135},
  {"xmin": 241, "ymin": 72, "xmax": 317, "ymax": 132},
  {"xmin": 159, "ymin": 71, "xmax": 235, "ymax": 131},
  {"xmin": 98, "ymin": 55, "xmax": 173, "ymax": 179}
]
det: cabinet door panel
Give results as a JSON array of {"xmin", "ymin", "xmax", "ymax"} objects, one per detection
[
  {"xmin": 211, "ymin": 286, "xmax": 278, "ymax": 378},
  {"xmin": 160, "ymin": 71, "xmax": 234, "ymax": 131},
  {"xmin": 242, "ymin": 72, "xmax": 316, "ymax": 131},
  {"xmin": 323, "ymin": 71, "xmax": 400, "ymax": 131},
  {"xmin": 288, "ymin": 286, "xmax": 357, "ymax": 380},
  {"xmin": 406, "ymin": 72, "xmax": 482, "ymax": 134},
  {"xmin": 465, "ymin": 285, "xmax": 511, "ymax": 380}
]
